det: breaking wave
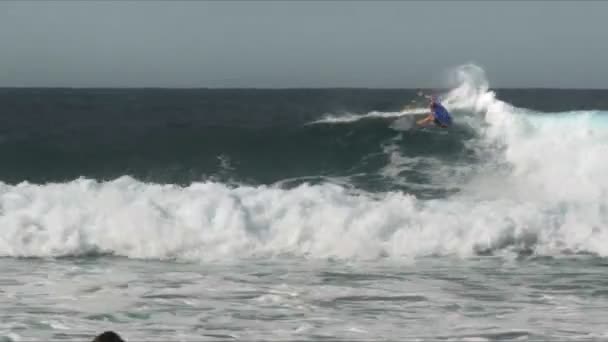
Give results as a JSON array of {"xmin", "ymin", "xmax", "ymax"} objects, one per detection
[{"xmin": 2, "ymin": 64, "xmax": 608, "ymax": 261}]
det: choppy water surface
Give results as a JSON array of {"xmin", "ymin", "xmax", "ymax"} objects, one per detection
[{"xmin": 2, "ymin": 257, "xmax": 608, "ymax": 341}]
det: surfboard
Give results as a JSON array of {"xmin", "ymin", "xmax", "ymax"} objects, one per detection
[{"xmin": 433, "ymin": 103, "xmax": 453, "ymax": 126}]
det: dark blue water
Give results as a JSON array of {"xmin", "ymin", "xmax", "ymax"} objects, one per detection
[{"xmin": 1, "ymin": 88, "xmax": 606, "ymax": 188}]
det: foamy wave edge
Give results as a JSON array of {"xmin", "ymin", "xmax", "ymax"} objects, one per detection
[{"xmin": 0, "ymin": 176, "xmax": 606, "ymax": 261}]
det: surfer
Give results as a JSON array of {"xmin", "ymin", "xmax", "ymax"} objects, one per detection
[{"xmin": 416, "ymin": 97, "xmax": 452, "ymax": 128}]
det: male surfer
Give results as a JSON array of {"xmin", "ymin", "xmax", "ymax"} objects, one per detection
[{"xmin": 416, "ymin": 97, "xmax": 452, "ymax": 128}]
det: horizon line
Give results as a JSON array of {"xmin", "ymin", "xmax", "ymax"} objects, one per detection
[{"xmin": 2, "ymin": 86, "xmax": 608, "ymax": 91}]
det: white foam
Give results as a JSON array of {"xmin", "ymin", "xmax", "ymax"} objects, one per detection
[
  {"xmin": 440, "ymin": 65, "xmax": 608, "ymax": 203},
  {"xmin": 309, "ymin": 108, "xmax": 428, "ymax": 124},
  {"xmin": 0, "ymin": 170, "xmax": 607, "ymax": 261}
]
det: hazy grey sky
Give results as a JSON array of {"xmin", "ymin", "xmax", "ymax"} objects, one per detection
[{"xmin": 0, "ymin": 1, "xmax": 606, "ymax": 88}]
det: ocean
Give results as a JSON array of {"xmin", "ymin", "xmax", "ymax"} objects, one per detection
[{"xmin": 2, "ymin": 65, "xmax": 608, "ymax": 341}]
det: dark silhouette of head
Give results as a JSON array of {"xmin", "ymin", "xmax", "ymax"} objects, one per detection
[{"xmin": 92, "ymin": 331, "xmax": 125, "ymax": 342}]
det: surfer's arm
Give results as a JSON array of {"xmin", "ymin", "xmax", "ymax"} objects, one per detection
[{"xmin": 416, "ymin": 114, "xmax": 434, "ymax": 125}]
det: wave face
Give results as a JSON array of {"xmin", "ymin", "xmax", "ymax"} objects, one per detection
[
  {"xmin": 1, "ymin": 65, "xmax": 608, "ymax": 261},
  {"xmin": 0, "ymin": 88, "xmax": 478, "ymax": 192}
]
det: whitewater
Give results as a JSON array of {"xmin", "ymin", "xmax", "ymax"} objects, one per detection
[{"xmin": 2, "ymin": 64, "xmax": 608, "ymax": 341}]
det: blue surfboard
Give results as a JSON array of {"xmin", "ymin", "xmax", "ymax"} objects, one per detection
[{"xmin": 433, "ymin": 103, "xmax": 453, "ymax": 126}]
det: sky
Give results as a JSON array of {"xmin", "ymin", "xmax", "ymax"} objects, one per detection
[{"xmin": 0, "ymin": 1, "xmax": 606, "ymax": 88}]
